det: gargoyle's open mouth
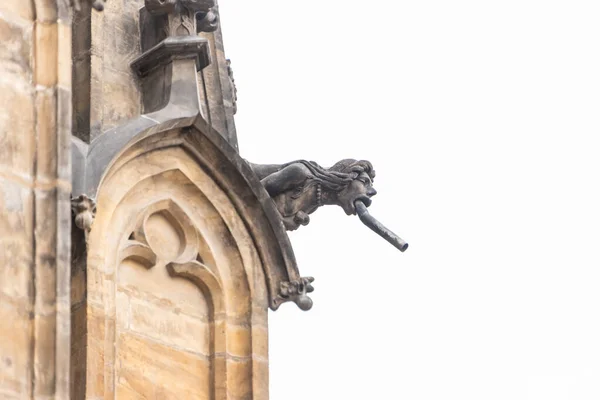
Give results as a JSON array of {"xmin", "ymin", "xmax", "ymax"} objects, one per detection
[{"xmin": 355, "ymin": 195, "xmax": 372, "ymax": 208}]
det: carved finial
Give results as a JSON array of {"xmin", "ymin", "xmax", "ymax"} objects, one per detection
[
  {"xmin": 279, "ymin": 277, "xmax": 315, "ymax": 311},
  {"xmin": 71, "ymin": 195, "xmax": 96, "ymax": 241}
]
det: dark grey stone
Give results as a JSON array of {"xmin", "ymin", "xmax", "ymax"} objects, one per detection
[
  {"xmin": 196, "ymin": 6, "xmax": 219, "ymax": 33},
  {"xmin": 131, "ymin": 36, "xmax": 211, "ymax": 78},
  {"xmin": 249, "ymin": 159, "xmax": 409, "ymax": 252}
]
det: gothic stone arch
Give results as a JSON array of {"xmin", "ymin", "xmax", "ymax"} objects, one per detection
[{"xmin": 85, "ymin": 120, "xmax": 301, "ymax": 399}]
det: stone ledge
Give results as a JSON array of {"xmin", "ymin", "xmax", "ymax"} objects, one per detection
[{"xmin": 131, "ymin": 36, "xmax": 210, "ymax": 77}]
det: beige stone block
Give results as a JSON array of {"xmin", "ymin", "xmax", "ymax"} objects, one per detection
[
  {"xmin": 101, "ymin": 67, "xmax": 140, "ymax": 130},
  {"xmin": 227, "ymin": 324, "xmax": 252, "ymax": 358},
  {"xmin": 86, "ymin": 306, "xmax": 106, "ymax": 398},
  {"xmin": 0, "ymin": 15, "xmax": 32, "ymax": 77},
  {"xmin": 253, "ymin": 359, "xmax": 269, "ymax": 400},
  {"xmin": 33, "ymin": 313, "xmax": 57, "ymax": 396},
  {"xmin": 214, "ymin": 318, "xmax": 226, "ymax": 354},
  {"xmin": 0, "ymin": 389, "xmax": 23, "ymax": 400},
  {"xmin": 0, "ymin": 2, "xmax": 35, "ymax": 21},
  {"xmin": 0, "ymin": 302, "xmax": 32, "ymax": 394},
  {"xmin": 214, "ymin": 356, "xmax": 227, "ymax": 400},
  {"xmin": 34, "ymin": 188, "xmax": 58, "ymax": 311},
  {"xmin": 116, "ymin": 332, "xmax": 211, "ymax": 400},
  {"xmin": 85, "ymin": 267, "xmax": 103, "ymax": 308},
  {"xmin": 127, "ymin": 298, "xmax": 211, "ymax": 356},
  {"xmin": 57, "ymin": 22, "xmax": 71, "ymax": 90},
  {"xmin": 226, "ymin": 359, "xmax": 253, "ymax": 399},
  {"xmin": 252, "ymin": 325, "xmax": 269, "ymax": 360},
  {"xmin": 35, "ymin": 22, "xmax": 58, "ymax": 87},
  {"xmin": 35, "ymin": 89, "xmax": 58, "ymax": 182},
  {"xmin": 0, "ymin": 179, "xmax": 34, "ymax": 301},
  {"xmin": 0, "ymin": 78, "xmax": 35, "ymax": 178},
  {"xmin": 114, "ymin": 290, "xmax": 129, "ymax": 331},
  {"xmin": 34, "ymin": 0, "xmax": 58, "ymax": 23}
]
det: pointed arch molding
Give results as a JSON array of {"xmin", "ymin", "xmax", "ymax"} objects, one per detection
[
  {"xmin": 88, "ymin": 117, "xmax": 304, "ymax": 310},
  {"xmin": 85, "ymin": 117, "xmax": 302, "ymax": 397}
]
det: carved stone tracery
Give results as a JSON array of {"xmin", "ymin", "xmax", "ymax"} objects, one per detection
[{"xmin": 86, "ymin": 132, "xmax": 273, "ymax": 397}]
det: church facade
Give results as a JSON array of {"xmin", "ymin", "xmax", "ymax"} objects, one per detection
[{"xmin": 0, "ymin": 1, "xmax": 404, "ymax": 398}]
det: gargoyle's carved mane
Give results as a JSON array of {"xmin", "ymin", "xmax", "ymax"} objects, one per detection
[{"xmin": 283, "ymin": 159, "xmax": 375, "ymax": 199}]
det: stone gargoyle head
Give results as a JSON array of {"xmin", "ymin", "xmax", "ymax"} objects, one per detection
[{"xmin": 249, "ymin": 159, "xmax": 377, "ymax": 231}]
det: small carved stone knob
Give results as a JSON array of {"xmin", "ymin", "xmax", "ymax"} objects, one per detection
[
  {"xmin": 71, "ymin": 195, "xmax": 96, "ymax": 240},
  {"xmin": 280, "ymin": 277, "xmax": 315, "ymax": 311},
  {"xmin": 92, "ymin": 0, "xmax": 105, "ymax": 11}
]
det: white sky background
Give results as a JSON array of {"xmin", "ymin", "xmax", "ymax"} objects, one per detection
[{"xmin": 218, "ymin": 1, "xmax": 600, "ymax": 399}]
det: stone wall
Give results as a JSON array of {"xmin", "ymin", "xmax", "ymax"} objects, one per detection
[
  {"xmin": 0, "ymin": 1, "xmax": 72, "ymax": 398},
  {"xmin": 85, "ymin": 127, "xmax": 270, "ymax": 399},
  {"xmin": 1, "ymin": 1, "xmax": 270, "ymax": 399},
  {"xmin": 88, "ymin": 0, "xmax": 238, "ymax": 147},
  {"xmin": 89, "ymin": 0, "xmax": 143, "ymax": 141}
]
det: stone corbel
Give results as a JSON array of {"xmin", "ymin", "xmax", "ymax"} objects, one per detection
[
  {"xmin": 71, "ymin": 194, "xmax": 96, "ymax": 242},
  {"xmin": 275, "ymin": 277, "xmax": 315, "ymax": 311}
]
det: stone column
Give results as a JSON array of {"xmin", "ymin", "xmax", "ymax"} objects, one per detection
[{"xmin": 0, "ymin": 1, "xmax": 73, "ymax": 398}]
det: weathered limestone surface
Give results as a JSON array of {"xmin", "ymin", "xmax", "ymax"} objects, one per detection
[
  {"xmin": 86, "ymin": 127, "xmax": 271, "ymax": 399},
  {"xmin": 90, "ymin": 0, "xmax": 143, "ymax": 140},
  {"xmin": 2, "ymin": 0, "xmax": 297, "ymax": 398},
  {"xmin": 198, "ymin": 16, "xmax": 238, "ymax": 149},
  {"xmin": 88, "ymin": 0, "xmax": 238, "ymax": 148},
  {"xmin": 0, "ymin": 1, "xmax": 72, "ymax": 399}
]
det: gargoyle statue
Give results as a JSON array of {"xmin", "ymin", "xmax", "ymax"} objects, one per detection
[{"xmin": 248, "ymin": 159, "xmax": 408, "ymax": 252}]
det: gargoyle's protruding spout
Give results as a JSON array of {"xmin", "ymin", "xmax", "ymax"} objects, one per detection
[{"xmin": 354, "ymin": 200, "xmax": 408, "ymax": 252}]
